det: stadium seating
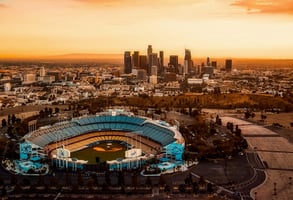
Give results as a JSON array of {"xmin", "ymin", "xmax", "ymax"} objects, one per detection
[{"xmin": 26, "ymin": 114, "xmax": 177, "ymax": 149}]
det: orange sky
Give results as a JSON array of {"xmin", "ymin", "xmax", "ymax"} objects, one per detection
[{"xmin": 0, "ymin": 0, "xmax": 293, "ymax": 59}]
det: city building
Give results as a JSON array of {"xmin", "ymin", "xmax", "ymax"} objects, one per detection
[
  {"xmin": 184, "ymin": 49, "xmax": 193, "ymax": 75},
  {"xmin": 147, "ymin": 44, "xmax": 152, "ymax": 65},
  {"xmin": 39, "ymin": 66, "xmax": 46, "ymax": 77},
  {"xmin": 139, "ymin": 55, "xmax": 147, "ymax": 71},
  {"xmin": 225, "ymin": 59, "xmax": 232, "ymax": 72},
  {"xmin": 132, "ymin": 51, "xmax": 140, "ymax": 69},
  {"xmin": 159, "ymin": 51, "xmax": 164, "ymax": 75},
  {"xmin": 169, "ymin": 55, "xmax": 179, "ymax": 74},
  {"xmin": 23, "ymin": 73, "xmax": 36, "ymax": 84},
  {"xmin": 124, "ymin": 51, "xmax": 132, "ymax": 74}
]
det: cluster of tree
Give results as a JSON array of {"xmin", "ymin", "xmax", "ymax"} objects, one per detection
[
  {"xmin": 1, "ymin": 114, "xmax": 21, "ymax": 127},
  {"xmin": 39, "ymin": 107, "xmax": 60, "ymax": 118},
  {"xmin": 244, "ymin": 110, "xmax": 255, "ymax": 119},
  {"xmin": 215, "ymin": 115, "xmax": 222, "ymax": 125}
]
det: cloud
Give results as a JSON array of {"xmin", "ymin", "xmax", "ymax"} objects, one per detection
[{"xmin": 231, "ymin": 0, "xmax": 293, "ymax": 15}]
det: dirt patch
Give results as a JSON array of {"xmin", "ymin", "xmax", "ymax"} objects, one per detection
[{"xmin": 93, "ymin": 146, "xmax": 123, "ymax": 152}]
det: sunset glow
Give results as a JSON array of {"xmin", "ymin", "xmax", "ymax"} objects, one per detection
[{"xmin": 0, "ymin": 0, "xmax": 293, "ymax": 59}]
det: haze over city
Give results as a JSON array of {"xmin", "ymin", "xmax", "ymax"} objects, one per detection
[{"xmin": 0, "ymin": 0, "xmax": 293, "ymax": 59}]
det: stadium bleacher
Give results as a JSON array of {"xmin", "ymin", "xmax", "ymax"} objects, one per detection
[{"xmin": 26, "ymin": 113, "xmax": 177, "ymax": 150}]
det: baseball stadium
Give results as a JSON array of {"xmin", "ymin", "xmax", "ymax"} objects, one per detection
[{"xmin": 11, "ymin": 110, "xmax": 185, "ymax": 175}]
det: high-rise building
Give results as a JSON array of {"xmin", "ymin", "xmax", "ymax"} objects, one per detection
[
  {"xmin": 148, "ymin": 53, "xmax": 158, "ymax": 75},
  {"xmin": 169, "ymin": 55, "xmax": 179, "ymax": 74},
  {"xmin": 132, "ymin": 51, "xmax": 140, "ymax": 69},
  {"xmin": 150, "ymin": 53, "xmax": 158, "ymax": 67},
  {"xmin": 124, "ymin": 51, "xmax": 132, "ymax": 74},
  {"xmin": 225, "ymin": 59, "xmax": 232, "ymax": 72},
  {"xmin": 184, "ymin": 49, "xmax": 191, "ymax": 61},
  {"xmin": 211, "ymin": 61, "xmax": 217, "ymax": 68},
  {"xmin": 149, "ymin": 75, "xmax": 157, "ymax": 84},
  {"xmin": 139, "ymin": 55, "xmax": 147, "ymax": 71},
  {"xmin": 207, "ymin": 57, "xmax": 210, "ymax": 66},
  {"xmin": 147, "ymin": 45, "xmax": 152, "ymax": 65},
  {"xmin": 151, "ymin": 65, "xmax": 157, "ymax": 76},
  {"xmin": 159, "ymin": 51, "xmax": 164, "ymax": 67},
  {"xmin": 158, "ymin": 51, "xmax": 164, "ymax": 76},
  {"xmin": 184, "ymin": 49, "xmax": 193, "ymax": 75}
]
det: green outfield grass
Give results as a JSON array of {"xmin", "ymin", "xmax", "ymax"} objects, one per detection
[{"xmin": 70, "ymin": 141, "xmax": 127, "ymax": 164}]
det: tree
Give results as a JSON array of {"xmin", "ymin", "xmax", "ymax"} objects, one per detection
[
  {"xmin": 7, "ymin": 114, "xmax": 11, "ymax": 125},
  {"xmin": 1, "ymin": 119, "xmax": 7, "ymax": 127},
  {"xmin": 55, "ymin": 107, "xmax": 60, "ymax": 113},
  {"xmin": 11, "ymin": 114, "xmax": 16, "ymax": 124}
]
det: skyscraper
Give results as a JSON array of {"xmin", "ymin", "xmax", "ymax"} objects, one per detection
[
  {"xmin": 132, "ymin": 51, "xmax": 140, "ymax": 69},
  {"xmin": 225, "ymin": 59, "xmax": 232, "ymax": 72},
  {"xmin": 150, "ymin": 53, "xmax": 158, "ymax": 67},
  {"xmin": 184, "ymin": 49, "xmax": 193, "ymax": 75},
  {"xmin": 139, "ymin": 55, "xmax": 147, "ymax": 71},
  {"xmin": 159, "ymin": 51, "xmax": 164, "ymax": 67},
  {"xmin": 147, "ymin": 45, "xmax": 152, "ymax": 65},
  {"xmin": 211, "ymin": 61, "xmax": 217, "ymax": 68},
  {"xmin": 147, "ymin": 45, "xmax": 153, "ymax": 75},
  {"xmin": 207, "ymin": 57, "xmax": 210, "ymax": 66},
  {"xmin": 184, "ymin": 49, "xmax": 191, "ymax": 61},
  {"xmin": 158, "ymin": 51, "xmax": 164, "ymax": 76},
  {"xmin": 169, "ymin": 55, "xmax": 179, "ymax": 74},
  {"xmin": 148, "ymin": 53, "xmax": 158, "ymax": 75},
  {"xmin": 124, "ymin": 51, "xmax": 132, "ymax": 74}
]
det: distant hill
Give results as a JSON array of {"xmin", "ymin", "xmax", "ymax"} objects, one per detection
[
  {"xmin": 0, "ymin": 53, "xmax": 123, "ymax": 64},
  {"xmin": 44, "ymin": 53, "xmax": 123, "ymax": 63}
]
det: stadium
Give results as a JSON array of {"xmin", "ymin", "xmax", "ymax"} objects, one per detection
[{"xmin": 13, "ymin": 110, "xmax": 185, "ymax": 175}]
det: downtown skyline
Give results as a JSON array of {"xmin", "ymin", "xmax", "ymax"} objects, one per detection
[{"xmin": 0, "ymin": 0, "xmax": 293, "ymax": 59}]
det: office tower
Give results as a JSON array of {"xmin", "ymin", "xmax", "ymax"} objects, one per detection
[
  {"xmin": 184, "ymin": 49, "xmax": 193, "ymax": 75},
  {"xmin": 169, "ymin": 55, "xmax": 179, "ymax": 74},
  {"xmin": 225, "ymin": 59, "xmax": 232, "ymax": 72},
  {"xmin": 151, "ymin": 65, "xmax": 157, "ymax": 76},
  {"xmin": 184, "ymin": 49, "xmax": 191, "ymax": 61},
  {"xmin": 148, "ymin": 53, "xmax": 158, "ymax": 75},
  {"xmin": 147, "ymin": 45, "xmax": 152, "ymax": 65},
  {"xmin": 211, "ymin": 61, "xmax": 217, "ymax": 68},
  {"xmin": 124, "ymin": 51, "xmax": 132, "ymax": 74},
  {"xmin": 159, "ymin": 51, "xmax": 164, "ymax": 67},
  {"xmin": 149, "ymin": 75, "xmax": 157, "ymax": 84},
  {"xmin": 137, "ymin": 69, "xmax": 147, "ymax": 81},
  {"xmin": 132, "ymin": 51, "xmax": 140, "ymax": 69},
  {"xmin": 139, "ymin": 55, "xmax": 147, "ymax": 71},
  {"xmin": 158, "ymin": 51, "xmax": 164, "ymax": 76},
  {"xmin": 184, "ymin": 60, "xmax": 189, "ymax": 75},
  {"xmin": 203, "ymin": 66, "xmax": 214, "ymax": 76},
  {"xmin": 207, "ymin": 57, "xmax": 210, "ymax": 66}
]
